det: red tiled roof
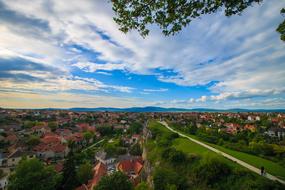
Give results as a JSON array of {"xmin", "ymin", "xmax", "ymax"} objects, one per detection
[
  {"xmin": 41, "ymin": 135, "xmax": 61, "ymax": 144},
  {"xmin": 117, "ymin": 159, "xmax": 143, "ymax": 175},
  {"xmin": 6, "ymin": 134, "xmax": 18, "ymax": 142},
  {"xmin": 55, "ymin": 162, "xmax": 64, "ymax": 172},
  {"xmin": 75, "ymin": 184, "xmax": 88, "ymax": 190},
  {"xmin": 88, "ymin": 162, "xmax": 107, "ymax": 189},
  {"xmin": 34, "ymin": 142, "xmax": 67, "ymax": 153}
]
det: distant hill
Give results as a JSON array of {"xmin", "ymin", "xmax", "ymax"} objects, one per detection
[
  {"xmin": 3, "ymin": 106, "xmax": 283, "ymax": 113},
  {"xmin": 67, "ymin": 106, "xmax": 285, "ymax": 113}
]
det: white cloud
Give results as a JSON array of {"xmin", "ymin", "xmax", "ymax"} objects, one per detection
[
  {"xmin": 143, "ymin": 88, "xmax": 168, "ymax": 92},
  {"xmin": 0, "ymin": 0, "xmax": 285, "ymax": 108},
  {"xmin": 73, "ymin": 62, "xmax": 126, "ymax": 72}
]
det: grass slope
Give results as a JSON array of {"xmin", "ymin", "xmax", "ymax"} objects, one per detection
[
  {"xmin": 148, "ymin": 121, "xmax": 239, "ymax": 167},
  {"xmin": 167, "ymin": 122, "xmax": 285, "ymax": 180}
]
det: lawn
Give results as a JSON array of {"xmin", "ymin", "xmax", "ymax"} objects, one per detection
[
  {"xmin": 148, "ymin": 120, "xmax": 238, "ymax": 167},
  {"xmin": 209, "ymin": 143, "xmax": 285, "ymax": 180},
  {"xmin": 167, "ymin": 122, "xmax": 285, "ymax": 180}
]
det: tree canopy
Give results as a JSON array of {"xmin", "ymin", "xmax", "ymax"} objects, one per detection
[
  {"xmin": 95, "ymin": 171, "xmax": 133, "ymax": 190},
  {"xmin": 76, "ymin": 162, "xmax": 93, "ymax": 184},
  {"xmin": 8, "ymin": 158, "xmax": 61, "ymax": 190},
  {"xmin": 112, "ymin": 0, "xmax": 263, "ymax": 37},
  {"xmin": 112, "ymin": 1, "xmax": 285, "ymax": 41},
  {"xmin": 277, "ymin": 8, "xmax": 285, "ymax": 41}
]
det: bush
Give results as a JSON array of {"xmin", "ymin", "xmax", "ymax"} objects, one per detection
[
  {"xmin": 153, "ymin": 167, "xmax": 188, "ymax": 190},
  {"xmin": 95, "ymin": 172, "xmax": 133, "ymax": 190},
  {"xmin": 162, "ymin": 148, "xmax": 187, "ymax": 165},
  {"xmin": 194, "ymin": 155, "xmax": 232, "ymax": 185},
  {"xmin": 130, "ymin": 143, "xmax": 142, "ymax": 156}
]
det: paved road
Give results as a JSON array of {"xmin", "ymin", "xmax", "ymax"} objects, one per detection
[{"xmin": 159, "ymin": 121, "xmax": 285, "ymax": 185}]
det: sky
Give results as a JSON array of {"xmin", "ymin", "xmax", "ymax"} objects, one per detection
[{"xmin": 0, "ymin": 0, "xmax": 285, "ymax": 109}]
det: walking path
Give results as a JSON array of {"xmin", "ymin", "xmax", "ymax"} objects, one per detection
[
  {"xmin": 159, "ymin": 121, "xmax": 285, "ymax": 185},
  {"xmin": 82, "ymin": 139, "xmax": 105, "ymax": 152}
]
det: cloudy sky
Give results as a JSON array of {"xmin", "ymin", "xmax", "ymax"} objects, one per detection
[{"xmin": 0, "ymin": 0, "xmax": 285, "ymax": 109}]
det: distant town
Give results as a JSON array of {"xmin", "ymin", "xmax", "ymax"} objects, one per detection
[{"xmin": 1, "ymin": 108, "xmax": 285, "ymax": 189}]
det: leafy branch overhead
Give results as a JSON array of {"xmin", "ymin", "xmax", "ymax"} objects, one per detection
[
  {"xmin": 112, "ymin": 0, "xmax": 284, "ymax": 41},
  {"xmin": 111, "ymin": 0, "xmax": 263, "ymax": 36},
  {"xmin": 277, "ymin": 8, "xmax": 285, "ymax": 41}
]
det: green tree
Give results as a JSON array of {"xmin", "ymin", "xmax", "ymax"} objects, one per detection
[
  {"xmin": 135, "ymin": 182, "xmax": 150, "ymax": 190},
  {"xmin": 23, "ymin": 121, "xmax": 35, "ymax": 129},
  {"xmin": 61, "ymin": 152, "xmax": 79, "ymax": 190},
  {"xmin": 128, "ymin": 122, "xmax": 143, "ymax": 134},
  {"xmin": 26, "ymin": 135, "xmax": 40, "ymax": 147},
  {"xmin": 153, "ymin": 167, "xmax": 188, "ymax": 190},
  {"xmin": 112, "ymin": 0, "xmax": 263, "ymax": 37},
  {"xmin": 277, "ymin": 8, "xmax": 285, "ymax": 41},
  {"xmin": 130, "ymin": 143, "xmax": 142, "ymax": 156},
  {"xmin": 8, "ymin": 158, "xmax": 61, "ymax": 190},
  {"xmin": 194, "ymin": 155, "xmax": 232, "ymax": 185},
  {"xmin": 83, "ymin": 131, "xmax": 93, "ymax": 143},
  {"xmin": 77, "ymin": 162, "xmax": 93, "ymax": 184},
  {"xmin": 95, "ymin": 171, "xmax": 133, "ymax": 190},
  {"xmin": 48, "ymin": 121, "xmax": 58, "ymax": 131}
]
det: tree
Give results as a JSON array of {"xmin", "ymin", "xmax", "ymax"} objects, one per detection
[
  {"xmin": 135, "ymin": 182, "xmax": 150, "ymax": 190},
  {"xmin": 95, "ymin": 171, "xmax": 133, "ymax": 190},
  {"xmin": 61, "ymin": 152, "xmax": 79, "ymax": 190},
  {"xmin": 194, "ymin": 155, "xmax": 232, "ymax": 185},
  {"xmin": 23, "ymin": 121, "xmax": 35, "ymax": 129},
  {"xmin": 128, "ymin": 122, "xmax": 143, "ymax": 134},
  {"xmin": 129, "ymin": 143, "xmax": 142, "ymax": 156},
  {"xmin": 83, "ymin": 131, "xmax": 93, "ymax": 144},
  {"xmin": 8, "ymin": 158, "xmax": 61, "ymax": 190},
  {"xmin": 48, "ymin": 121, "xmax": 58, "ymax": 131},
  {"xmin": 112, "ymin": 0, "xmax": 263, "ymax": 37},
  {"xmin": 153, "ymin": 167, "xmax": 188, "ymax": 190},
  {"xmin": 162, "ymin": 148, "xmax": 187, "ymax": 165},
  {"xmin": 77, "ymin": 162, "xmax": 93, "ymax": 184},
  {"xmin": 277, "ymin": 8, "xmax": 285, "ymax": 41},
  {"xmin": 26, "ymin": 135, "xmax": 40, "ymax": 147}
]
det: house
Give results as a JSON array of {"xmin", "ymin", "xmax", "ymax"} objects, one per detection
[
  {"xmin": 244, "ymin": 124, "xmax": 256, "ymax": 133},
  {"xmin": 33, "ymin": 134, "xmax": 69, "ymax": 160},
  {"xmin": 131, "ymin": 134, "xmax": 140, "ymax": 144},
  {"xmin": 95, "ymin": 151, "xmax": 116, "ymax": 165},
  {"xmin": 54, "ymin": 161, "xmax": 64, "ymax": 173},
  {"xmin": 6, "ymin": 149, "xmax": 35, "ymax": 167},
  {"xmin": 76, "ymin": 162, "xmax": 107, "ymax": 190},
  {"xmin": 66, "ymin": 133, "xmax": 84, "ymax": 147},
  {"xmin": 0, "ymin": 175, "xmax": 8, "ymax": 190},
  {"xmin": 224, "ymin": 123, "xmax": 241, "ymax": 134},
  {"xmin": 116, "ymin": 158, "xmax": 144, "ymax": 185},
  {"xmin": 5, "ymin": 134, "xmax": 18, "ymax": 145},
  {"xmin": 31, "ymin": 125, "xmax": 51, "ymax": 136},
  {"xmin": 34, "ymin": 143, "xmax": 69, "ymax": 160},
  {"xmin": 89, "ymin": 162, "xmax": 107, "ymax": 189},
  {"xmin": 265, "ymin": 127, "xmax": 285, "ymax": 139}
]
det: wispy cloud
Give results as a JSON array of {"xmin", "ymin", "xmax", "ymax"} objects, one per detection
[
  {"xmin": 0, "ymin": 0, "xmax": 284, "ymax": 108},
  {"xmin": 143, "ymin": 88, "xmax": 168, "ymax": 92}
]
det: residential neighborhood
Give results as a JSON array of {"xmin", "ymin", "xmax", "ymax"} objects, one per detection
[{"xmin": 1, "ymin": 108, "xmax": 285, "ymax": 189}]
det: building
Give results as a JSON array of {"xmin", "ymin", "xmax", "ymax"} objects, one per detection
[
  {"xmin": 116, "ymin": 158, "xmax": 143, "ymax": 185},
  {"xmin": 0, "ymin": 176, "xmax": 8, "ymax": 190},
  {"xmin": 95, "ymin": 151, "xmax": 116, "ymax": 165},
  {"xmin": 6, "ymin": 149, "xmax": 35, "ymax": 167},
  {"xmin": 265, "ymin": 127, "xmax": 285, "ymax": 139}
]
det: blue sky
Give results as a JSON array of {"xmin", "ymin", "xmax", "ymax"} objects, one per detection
[{"xmin": 0, "ymin": 0, "xmax": 285, "ymax": 109}]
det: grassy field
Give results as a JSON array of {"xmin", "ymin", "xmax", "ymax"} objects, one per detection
[
  {"xmin": 209, "ymin": 143, "xmax": 285, "ymax": 180},
  {"xmin": 148, "ymin": 121, "xmax": 239, "ymax": 167},
  {"xmin": 167, "ymin": 122, "xmax": 285, "ymax": 180}
]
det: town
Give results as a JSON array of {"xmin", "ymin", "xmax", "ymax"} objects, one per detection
[{"xmin": 0, "ymin": 108, "xmax": 285, "ymax": 189}]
